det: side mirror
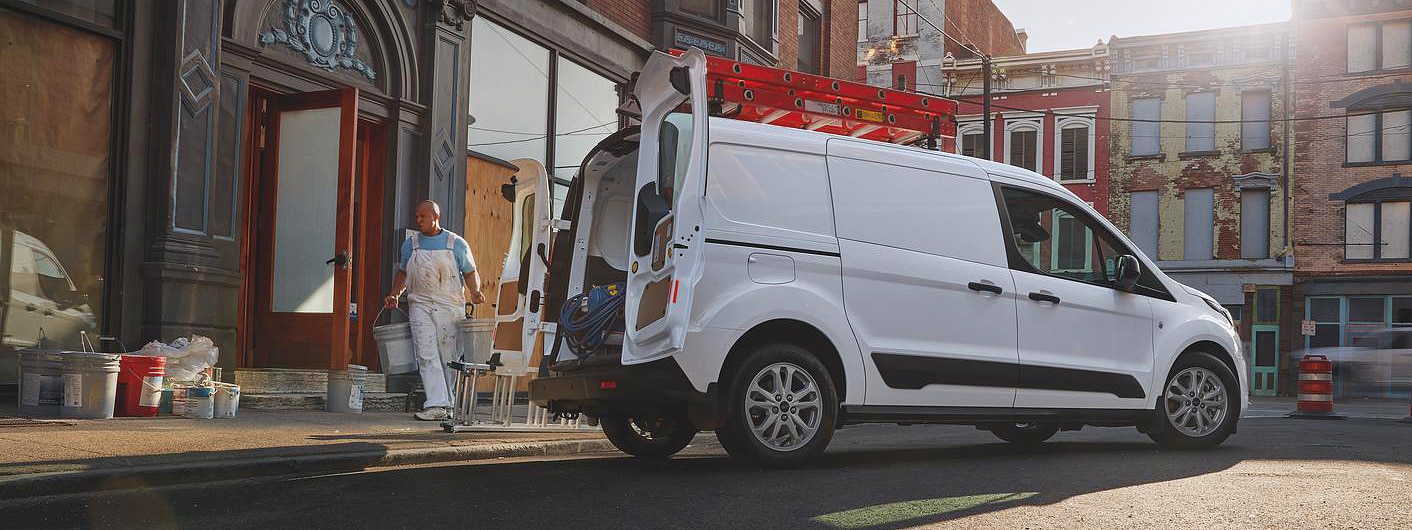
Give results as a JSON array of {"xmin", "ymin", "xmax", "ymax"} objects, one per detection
[
  {"xmin": 1114, "ymin": 254, "xmax": 1142, "ymax": 292},
  {"xmin": 633, "ymin": 183, "xmax": 670, "ymax": 257}
]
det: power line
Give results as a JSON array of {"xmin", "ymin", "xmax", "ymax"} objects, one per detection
[
  {"xmin": 470, "ymin": 124, "xmax": 617, "ymax": 137},
  {"xmin": 933, "ymin": 92, "xmax": 1368, "ymax": 124},
  {"xmin": 468, "ymin": 122, "xmax": 618, "ymax": 147}
]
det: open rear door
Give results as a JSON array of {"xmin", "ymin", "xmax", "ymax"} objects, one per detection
[
  {"xmin": 622, "ymin": 49, "xmax": 708, "ymax": 364},
  {"xmin": 490, "ymin": 159, "xmax": 553, "ymax": 375}
]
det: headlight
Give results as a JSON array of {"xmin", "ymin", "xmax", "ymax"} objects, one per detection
[{"xmin": 1202, "ymin": 297, "xmax": 1234, "ymax": 327}]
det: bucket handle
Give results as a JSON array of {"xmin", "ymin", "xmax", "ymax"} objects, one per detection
[
  {"xmin": 80, "ymin": 331, "xmax": 95, "ymax": 353},
  {"xmin": 123, "ymin": 365, "xmax": 166, "ymax": 392},
  {"xmin": 373, "ymin": 305, "xmax": 408, "ymax": 326}
]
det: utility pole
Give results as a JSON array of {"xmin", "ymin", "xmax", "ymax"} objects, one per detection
[{"xmin": 981, "ymin": 54, "xmax": 992, "ymax": 161}]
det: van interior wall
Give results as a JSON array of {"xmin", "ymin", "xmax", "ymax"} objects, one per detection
[
  {"xmin": 581, "ymin": 152, "xmax": 637, "ymax": 292},
  {"xmin": 464, "ymin": 156, "xmax": 517, "ymax": 320}
]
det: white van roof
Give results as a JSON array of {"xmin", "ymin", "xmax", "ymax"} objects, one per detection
[{"xmin": 707, "ymin": 116, "xmax": 1078, "ymax": 200}]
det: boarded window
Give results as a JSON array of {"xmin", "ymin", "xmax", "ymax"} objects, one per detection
[
  {"xmin": 1346, "ymin": 202, "xmax": 1376, "ymax": 259},
  {"xmin": 1382, "ymin": 201, "xmax": 1411, "ymax": 259},
  {"xmin": 1131, "ymin": 98, "xmax": 1160, "ymax": 156},
  {"xmin": 1185, "ymin": 92, "xmax": 1216, "ymax": 152},
  {"xmin": 1130, "ymin": 191, "xmax": 1160, "ymax": 258},
  {"xmin": 1347, "ymin": 113, "xmax": 1377, "ymax": 163},
  {"xmin": 1183, "ymin": 188, "xmax": 1214, "ymax": 260},
  {"xmin": 1382, "ymin": 110, "xmax": 1412, "ymax": 162},
  {"xmin": 1241, "ymin": 188, "xmax": 1270, "ymax": 259},
  {"xmin": 1383, "ymin": 21, "xmax": 1412, "ymax": 70},
  {"xmin": 1060, "ymin": 126, "xmax": 1089, "ymax": 180},
  {"xmin": 1241, "ymin": 91, "xmax": 1271, "ymax": 150},
  {"xmin": 1348, "ymin": 24, "xmax": 1378, "ymax": 73},
  {"xmin": 1009, "ymin": 129, "xmax": 1038, "ymax": 171}
]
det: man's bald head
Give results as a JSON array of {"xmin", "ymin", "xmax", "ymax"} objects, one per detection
[{"xmin": 415, "ymin": 199, "xmax": 442, "ymax": 234}]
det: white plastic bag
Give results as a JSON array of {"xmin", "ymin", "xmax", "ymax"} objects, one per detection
[{"xmin": 139, "ymin": 335, "xmax": 219, "ymax": 382}]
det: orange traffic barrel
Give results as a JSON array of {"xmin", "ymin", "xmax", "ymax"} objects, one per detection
[{"xmin": 1288, "ymin": 354, "xmax": 1345, "ymax": 420}]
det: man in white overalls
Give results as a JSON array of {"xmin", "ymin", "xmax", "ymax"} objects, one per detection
[{"xmin": 385, "ymin": 200, "xmax": 486, "ymax": 421}]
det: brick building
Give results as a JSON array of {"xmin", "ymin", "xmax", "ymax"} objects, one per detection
[
  {"xmin": 1106, "ymin": 24, "xmax": 1296, "ymax": 396},
  {"xmin": 1290, "ymin": 0, "xmax": 1412, "ymax": 399},
  {"xmin": 856, "ymin": 0, "xmax": 1025, "ymax": 90},
  {"xmin": 938, "ymin": 42, "xmax": 1115, "ymax": 214}
]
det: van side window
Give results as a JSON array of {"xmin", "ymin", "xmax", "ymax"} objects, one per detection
[
  {"xmin": 657, "ymin": 112, "xmax": 695, "ymax": 204},
  {"xmin": 998, "ymin": 186, "xmax": 1128, "ymax": 287}
]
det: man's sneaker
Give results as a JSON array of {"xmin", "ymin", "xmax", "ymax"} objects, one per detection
[{"xmin": 415, "ymin": 407, "xmax": 449, "ymax": 421}]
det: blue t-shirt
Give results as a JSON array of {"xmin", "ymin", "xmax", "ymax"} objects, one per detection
[{"xmin": 399, "ymin": 230, "xmax": 476, "ymax": 274}]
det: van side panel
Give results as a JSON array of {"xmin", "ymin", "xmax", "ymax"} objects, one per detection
[
  {"xmin": 703, "ymin": 137, "xmax": 836, "ymax": 245},
  {"xmin": 826, "ymin": 144, "xmax": 1020, "ymax": 408}
]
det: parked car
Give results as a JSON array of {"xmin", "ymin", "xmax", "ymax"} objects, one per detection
[
  {"xmin": 1, "ymin": 227, "xmax": 99, "ymax": 384},
  {"xmin": 1320, "ymin": 327, "xmax": 1412, "ymax": 398},
  {"xmin": 528, "ymin": 50, "xmax": 1247, "ymax": 467}
]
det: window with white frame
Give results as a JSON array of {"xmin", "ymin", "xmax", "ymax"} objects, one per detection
[
  {"xmin": 1054, "ymin": 115, "xmax": 1095, "ymax": 181},
  {"xmin": 1005, "ymin": 117, "xmax": 1043, "ymax": 172},
  {"xmin": 1348, "ymin": 21, "xmax": 1412, "ymax": 74},
  {"xmin": 1347, "ymin": 109, "xmax": 1412, "ymax": 164},
  {"xmin": 858, "ymin": 1, "xmax": 867, "ymax": 42},
  {"xmin": 956, "ymin": 121, "xmax": 984, "ymax": 158},
  {"xmin": 894, "ymin": 0, "xmax": 918, "ymax": 36},
  {"xmin": 1346, "ymin": 200, "xmax": 1412, "ymax": 261}
]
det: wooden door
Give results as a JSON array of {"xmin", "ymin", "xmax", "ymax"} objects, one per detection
[{"xmin": 250, "ymin": 88, "xmax": 359, "ymax": 369}]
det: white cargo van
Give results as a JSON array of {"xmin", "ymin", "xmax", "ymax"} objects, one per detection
[{"xmin": 528, "ymin": 50, "xmax": 1247, "ymax": 467}]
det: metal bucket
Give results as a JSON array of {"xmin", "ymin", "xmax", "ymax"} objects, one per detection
[
  {"xmin": 458, "ymin": 319, "xmax": 496, "ymax": 365},
  {"xmin": 60, "ymin": 352, "xmax": 121, "ymax": 419},
  {"xmin": 18, "ymin": 350, "xmax": 64, "ymax": 417}
]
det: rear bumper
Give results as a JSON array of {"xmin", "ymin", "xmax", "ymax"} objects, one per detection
[{"xmin": 530, "ymin": 356, "xmax": 718, "ymax": 422}]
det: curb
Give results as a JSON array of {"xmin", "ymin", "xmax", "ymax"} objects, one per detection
[{"xmin": 0, "ymin": 438, "xmax": 615, "ymax": 501}]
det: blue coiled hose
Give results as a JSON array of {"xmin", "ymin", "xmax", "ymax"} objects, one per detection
[{"xmin": 558, "ymin": 283, "xmax": 625, "ymax": 358}]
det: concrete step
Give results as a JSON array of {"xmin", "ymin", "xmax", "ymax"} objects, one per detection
[
  {"xmin": 233, "ymin": 369, "xmax": 387, "ymax": 394},
  {"xmin": 240, "ymin": 392, "xmax": 413, "ymax": 412}
]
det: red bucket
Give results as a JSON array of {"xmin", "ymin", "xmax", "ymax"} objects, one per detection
[{"xmin": 115, "ymin": 355, "xmax": 167, "ymax": 417}]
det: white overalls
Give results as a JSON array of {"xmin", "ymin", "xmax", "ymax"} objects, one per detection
[{"xmin": 405, "ymin": 231, "xmax": 467, "ymax": 409}]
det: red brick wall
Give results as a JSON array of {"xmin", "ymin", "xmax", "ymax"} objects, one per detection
[
  {"xmin": 1292, "ymin": 7, "xmax": 1412, "ymax": 278},
  {"xmin": 823, "ymin": 0, "xmax": 858, "ymax": 78},
  {"xmin": 584, "ymin": 0, "xmax": 652, "ymax": 40},
  {"xmin": 943, "ymin": 0, "xmax": 1024, "ymax": 57}
]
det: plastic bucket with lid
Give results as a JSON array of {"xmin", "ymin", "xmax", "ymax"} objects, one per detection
[
  {"xmin": 373, "ymin": 307, "xmax": 416, "ymax": 375},
  {"xmin": 115, "ymin": 355, "xmax": 166, "ymax": 417},
  {"xmin": 60, "ymin": 352, "xmax": 121, "ymax": 419},
  {"xmin": 18, "ymin": 350, "xmax": 64, "ymax": 418},
  {"xmin": 326, "ymin": 364, "xmax": 367, "ymax": 413},
  {"xmin": 213, "ymin": 382, "xmax": 240, "ymax": 418},
  {"xmin": 184, "ymin": 386, "xmax": 215, "ymax": 419}
]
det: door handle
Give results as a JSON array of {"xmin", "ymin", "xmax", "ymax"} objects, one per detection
[
  {"xmin": 1028, "ymin": 292, "xmax": 1061, "ymax": 304},
  {"xmin": 967, "ymin": 282, "xmax": 1003, "ymax": 295},
  {"xmin": 325, "ymin": 251, "xmax": 350, "ymax": 269},
  {"xmin": 529, "ymin": 290, "xmax": 542, "ymax": 314}
]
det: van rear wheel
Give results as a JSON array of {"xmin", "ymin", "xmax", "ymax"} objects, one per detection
[
  {"xmin": 989, "ymin": 423, "xmax": 1060, "ymax": 445},
  {"xmin": 600, "ymin": 414, "xmax": 697, "ymax": 459},
  {"xmin": 716, "ymin": 344, "xmax": 838, "ymax": 468}
]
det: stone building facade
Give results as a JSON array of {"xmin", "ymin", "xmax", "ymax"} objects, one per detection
[
  {"xmin": 1290, "ymin": 0, "xmax": 1412, "ymax": 399},
  {"xmin": 1106, "ymin": 23, "xmax": 1296, "ymax": 396}
]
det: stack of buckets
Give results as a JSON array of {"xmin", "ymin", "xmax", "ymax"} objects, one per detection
[{"xmin": 17, "ymin": 349, "xmax": 238, "ymax": 420}]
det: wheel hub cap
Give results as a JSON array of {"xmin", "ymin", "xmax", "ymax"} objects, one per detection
[
  {"xmin": 745, "ymin": 362, "xmax": 822, "ymax": 452},
  {"xmin": 1164, "ymin": 366, "xmax": 1228, "ymax": 438}
]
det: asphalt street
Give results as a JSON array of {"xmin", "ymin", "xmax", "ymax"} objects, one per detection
[{"xmin": 4, "ymin": 415, "xmax": 1411, "ymax": 530}]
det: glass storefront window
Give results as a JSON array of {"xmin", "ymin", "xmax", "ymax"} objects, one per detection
[
  {"xmin": 1349, "ymin": 297, "xmax": 1386, "ymax": 323},
  {"xmin": 553, "ymin": 57, "xmax": 619, "ymax": 218},
  {"xmin": 1394, "ymin": 297, "xmax": 1412, "ymax": 325},
  {"xmin": 1, "ymin": 8, "xmax": 113, "ymax": 351}
]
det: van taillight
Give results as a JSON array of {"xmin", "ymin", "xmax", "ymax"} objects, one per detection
[{"xmin": 599, "ymin": 380, "xmax": 618, "ymax": 390}]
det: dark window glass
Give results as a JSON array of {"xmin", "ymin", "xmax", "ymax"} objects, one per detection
[
  {"xmin": 1255, "ymin": 330, "xmax": 1277, "ymax": 366},
  {"xmin": 680, "ymin": 0, "xmax": 721, "ymax": 18},
  {"xmin": 1393, "ymin": 297, "xmax": 1412, "ymax": 325},
  {"xmin": 14, "ymin": 0, "xmax": 116, "ymax": 27},
  {"xmin": 999, "ymin": 187, "xmax": 1129, "ymax": 287},
  {"xmin": 1009, "ymin": 130, "xmax": 1037, "ymax": 171},
  {"xmin": 797, "ymin": 8, "xmax": 821, "ymax": 74},
  {"xmin": 1223, "ymin": 304, "xmax": 1244, "ymax": 322},
  {"xmin": 1055, "ymin": 214, "xmax": 1088, "ymax": 271},
  {"xmin": 1256, "ymin": 288, "xmax": 1279, "ymax": 323},
  {"xmin": 1310, "ymin": 298, "xmax": 1341, "ymax": 322},
  {"xmin": 1349, "ymin": 297, "xmax": 1386, "ymax": 323},
  {"xmin": 1311, "ymin": 323, "xmax": 1341, "ymax": 348},
  {"xmin": 1061, "ymin": 127, "xmax": 1089, "ymax": 180},
  {"xmin": 961, "ymin": 133, "xmax": 983, "ymax": 158}
]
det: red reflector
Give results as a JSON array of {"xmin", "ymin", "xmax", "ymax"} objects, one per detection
[
  {"xmin": 599, "ymin": 380, "xmax": 617, "ymax": 390},
  {"xmin": 672, "ymin": 279, "xmax": 680, "ymax": 304}
]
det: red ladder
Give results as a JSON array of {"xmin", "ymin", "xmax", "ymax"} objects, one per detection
[{"xmin": 671, "ymin": 49, "xmax": 957, "ymax": 145}]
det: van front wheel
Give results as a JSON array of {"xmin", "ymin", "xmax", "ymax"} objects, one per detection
[
  {"xmin": 716, "ymin": 344, "xmax": 838, "ymax": 468},
  {"xmin": 600, "ymin": 414, "xmax": 698, "ymax": 459}
]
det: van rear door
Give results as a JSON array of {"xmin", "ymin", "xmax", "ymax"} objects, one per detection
[
  {"xmin": 622, "ymin": 49, "xmax": 708, "ymax": 364},
  {"xmin": 490, "ymin": 159, "xmax": 553, "ymax": 376}
]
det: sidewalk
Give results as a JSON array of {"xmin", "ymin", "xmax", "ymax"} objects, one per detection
[
  {"xmin": 0, "ymin": 407, "xmax": 608, "ymax": 500},
  {"xmin": 1246, "ymin": 396, "xmax": 1411, "ymax": 419}
]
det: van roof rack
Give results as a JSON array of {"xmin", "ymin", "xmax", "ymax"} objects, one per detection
[{"xmin": 670, "ymin": 49, "xmax": 957, "ymax": 147}]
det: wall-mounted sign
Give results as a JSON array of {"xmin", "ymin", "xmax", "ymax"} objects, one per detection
[{"xmin": 674, "ymin": 30, "xmax": 728, "ymax": 57}]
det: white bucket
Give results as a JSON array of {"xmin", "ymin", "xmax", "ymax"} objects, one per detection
[
  {"xmin": 373, "ymin": 307, "xmax": 416, "ymax": 375},
  {"xmin": 213, "ymin": 383, "xmax": 240, "ymax": 419},
  {"xmin": 184, "ymin": 386, "xmax": 215, "ymax": 419},
  {"xmin": 326, "ymin": 364, "xmax": 367, "ymax": 413},
  {"xmin": 170, "ymin": 386, "xmax": 188, "ymax": 416}
]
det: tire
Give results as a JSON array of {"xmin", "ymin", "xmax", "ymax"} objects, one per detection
[
  {"xmin": 1147, "ymin": 351, "xmax": 1240, "ymax": 450},
  {"xmin": 989, "ymin": 423, "xmax": 1060, "ymax": 445},
  {"xmin": 600, "ymin": 414, "xmax": 698, "ymax": 459},
  {"xmin": 715, "ymin": 343, "xmax": 839, "ymax": 468}
]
